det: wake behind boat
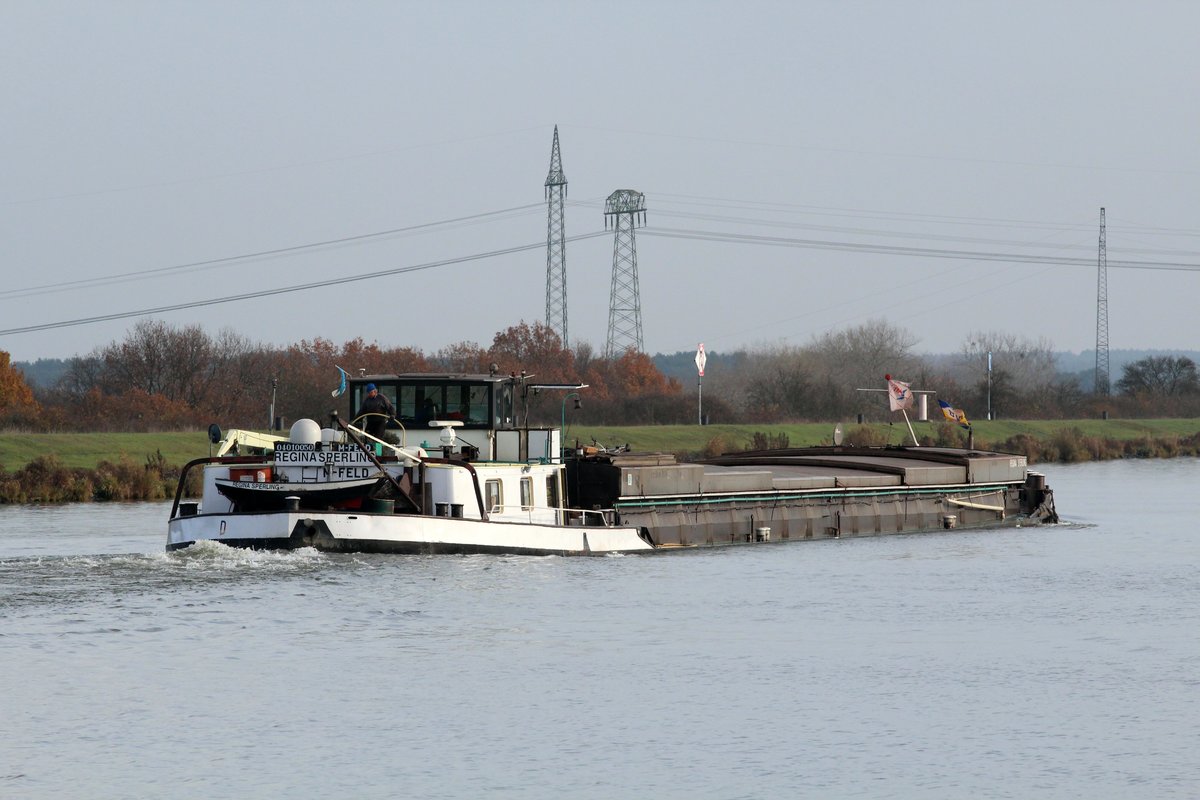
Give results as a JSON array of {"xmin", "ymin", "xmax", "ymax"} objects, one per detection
[{"xmin": 166, "ymin": 371, "xmax": 1058, "ymax": 556}]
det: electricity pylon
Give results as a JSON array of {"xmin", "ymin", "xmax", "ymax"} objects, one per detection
[
  {"xmin": 544, "ymin": 126, "xmax": 569, "ymax": 347},
  {"xmin": 604, "ymin": 189, "xmax": 647, "ymax": 357},
  {"xmin": 1095, "ymin": 207, "xmax": 1110, "ymax": 395}
]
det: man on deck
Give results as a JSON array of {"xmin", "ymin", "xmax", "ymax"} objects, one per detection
[{"xmin": 357, "ymin": 383, "xmax": 395, "ymax": 440}]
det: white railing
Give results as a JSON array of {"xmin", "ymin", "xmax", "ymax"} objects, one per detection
[{"xmin": 486, "ymin": 504, "xmax": 618, "ymax": 527}]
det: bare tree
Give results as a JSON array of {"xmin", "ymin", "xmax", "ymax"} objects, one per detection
[
  {"xmin": 58, "ymin": 352, "xmax": 105, "ymax": 400},
  {"xmin": 204, "ymin": 329, "xmax": 274, "ymax": 425},
  {"xmin": 104, "ymin": 319, "xmax": 175, "ymax": 396},
  {"xmin": 806, "ymin": 320, "xmax": 922, "ymax": 419},
  {"xmin": 744, "ymin": 344, "xmax": 811, "ymax": 420},
  {"xmin": 1116, "ymin": 356, "xmax": 1200, "ymax": 397},
  {"xmin": 958, "ymin": 331, "xmax": 1058, "ymax": 418}
]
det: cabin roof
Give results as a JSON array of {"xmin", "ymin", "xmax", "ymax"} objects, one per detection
[{"xmin": 351, "ymin": 373, "xmax": 507, "ymax": 384}]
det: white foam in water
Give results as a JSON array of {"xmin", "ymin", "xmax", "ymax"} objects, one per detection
[{"xmin": 170, "ymin": 539, "xmax": 324, "ymax": 571}]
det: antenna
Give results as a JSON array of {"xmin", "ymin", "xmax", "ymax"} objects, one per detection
[
  {"xmin": 1095, "ymin": 207, "xmax": 1110, "ymax": 395},
  {"xmin": 604, "ymin": 189, "xmax": 647, "ymax": 357},
  {"xmin": 544, "ymin": 126, "xmax": 569, "ymax": 347}
]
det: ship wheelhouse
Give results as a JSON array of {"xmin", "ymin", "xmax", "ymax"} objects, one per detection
[{"xmin": 347, "ymin": 372, "xmax": 563, "ymax": 465}]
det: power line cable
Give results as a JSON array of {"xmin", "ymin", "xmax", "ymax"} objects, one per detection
[
  {"xmin": 8, "ymin": 220, "xmax": 1196, "ymax": 341},
  {"xmin": 642, "ymin": 227, "xmax": 1200, "ymax": 272},
  {"xmin": 0, "ymin": 231, "xmax": 608, "ymax": 337},
  {"xmin": 651, "ymin": 192, "xmax": 1200, "ymax": 238},
  {"xmin": 650, "ymin": 208, "xmax": 1102, "ymax": 251},
  {"xmin": 0, "ymin": 203, "xmax": 545, "ymax": 301}
]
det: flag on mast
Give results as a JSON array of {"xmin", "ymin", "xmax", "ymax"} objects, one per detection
[
  {"xmin": 885, "ymin": 374, "xmax": 913, "ymax": 411},
  {"xmin": 331, "ymin": 365, "xmax": 348, "ymax": 397},
  {"xmin": 938, "ymin": 399, "xmax": 971, "ymax": 428}
]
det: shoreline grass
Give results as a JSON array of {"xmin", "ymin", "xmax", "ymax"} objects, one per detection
[
  {"xmin": 2, "ymin": 419, "xmax": 1198, "ymax": 503},
  {"xmin": 3, "ymin": 419, "xmax": 1200, "ymax": 472}
]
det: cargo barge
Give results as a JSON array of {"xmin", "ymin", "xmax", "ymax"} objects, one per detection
[
  {"xmin": 570, "ymin": 446, "xmax": 1056, "ymax": 546},
  {"xmin": 166, "ymin": 371, "xmax": 1057, "ymax": 555}
]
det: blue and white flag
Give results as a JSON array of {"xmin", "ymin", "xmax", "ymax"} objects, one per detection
[{"xmin": 331, "ymin": 365, "xmax": 348, "ymax": 397}]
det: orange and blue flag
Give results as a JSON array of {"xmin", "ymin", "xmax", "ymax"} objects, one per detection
[{"xmin": 938, "ymin": 399, "xmax": 970, "ymax": 428}]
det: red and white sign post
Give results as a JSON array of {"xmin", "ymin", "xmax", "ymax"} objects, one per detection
[{"xmin": 695, "ymin": 343, "xmax": 707, "ymax": 425}]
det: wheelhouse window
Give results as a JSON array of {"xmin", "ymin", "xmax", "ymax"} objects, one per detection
[
  {"xmin": 545, "ymin": 475, "xmax": 560, "ymax": 510},
  {"xmin": 485, "ymin": 479, "xmax": 503, "ymax": 513},
  {"xmin": 359, "ymin": 380, "xmax": 494, "ymax": 431},
  {"xmin": 495, "ymin": 383, "xmax": 514, "ymax": 428}
]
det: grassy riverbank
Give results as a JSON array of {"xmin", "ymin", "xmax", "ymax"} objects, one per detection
[
  {"xmin": 2, "ymin": 419, "xmax": 1198, "ymax": 502},
  {"xmin": 571, "ymin": 418, "xmax": 1200, "ymax": 457},
  {"xmin": 0, "ymin": 432, "xmax": 209, "ymax": 504},
  {"xmin": 0, "ymin": 432, "xmax": 211, "ymax": 470},
  {"xmin": 3, "ymin": 418, "xmax": 1199, "ymax": 471}
]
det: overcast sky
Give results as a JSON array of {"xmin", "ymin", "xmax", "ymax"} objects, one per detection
[{"xmin": 2, "ymin": 1, "xmax": 1197, "ymax": 363}]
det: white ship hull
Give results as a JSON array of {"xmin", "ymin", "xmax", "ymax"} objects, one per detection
[{"xmin": 168, "ymin": 508, "xmax": 655, "ymax": 556}]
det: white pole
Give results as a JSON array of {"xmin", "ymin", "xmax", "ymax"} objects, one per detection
[
  {"xmin": 987, "ymin": 351, "xmax": 993, "ymax": 420},
  {"xmin": 902, "ymin": 409, "xmax": 920, "ymax": 446},
  {"xmin": 698, "ymin": 375, "xmax": 703, "ymax": 425}
]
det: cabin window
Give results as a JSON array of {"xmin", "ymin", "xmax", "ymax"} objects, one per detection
[
  {"xmin": 546, "ymin": 475, "xmax": 560, "ymax": 509},
  {"xmin": 444, "ymin": 384, "xmax": 490, "ymax": 425},
  {"xmin": 467, "ymin": 385, "xmax": 489, "ymax": 424},
  {"xmin": 485, "ymin": 479, "xmax": 503, "ymax": 513},
  {"xmin": 382, "ymin": 381, "xmax": 493, "ymax": 430},
  {"xmin": 496, "ymin": 384, "xmax": 514, "ymax": 428},
  {"xmin": 398, "ymin": 385, "xmax": 417, "ymax": 421},
  {"xmin": 520, "ymin": 477, "xmax": 533, "ymax": 510}
]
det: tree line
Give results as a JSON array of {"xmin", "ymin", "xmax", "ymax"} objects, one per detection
[
  {"xmin": 1, "ymin": 319, "xmax": 684, "ymax": 432},
  {"xmin": 703, "ymin": 322, "xmax": 1200, "ymax": 422},
  {"xmin": 2, "ymin": 317, "xmax": 1199, "ymax": 433}
]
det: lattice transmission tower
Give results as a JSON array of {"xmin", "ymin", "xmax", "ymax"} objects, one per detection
[
  {"xmin": 1095, "ymin": 207, "xmax": 1110, "ymax": 395},
  {"xmin": 544, "ymin": 126, "xmax": 569, "ymax": 347},
  {"xmin": 604, "ymin": 189, "xmax": 647, "ymax": 357}
]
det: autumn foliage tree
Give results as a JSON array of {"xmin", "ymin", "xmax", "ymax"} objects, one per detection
[
  {"xmin": 57, "ymin": 321, "xmax": 271, "ymax": 430},
  {"xmin": 487, "ymin": 321, "xmax": 575, "ymax": 382},
  {"xmin": 274, "ymin": 337, "xmax": 430, "ymax": 426},
  {"xmin": 39, "ymin": 318, "xmax": 690, "ymax": 430},
  {"xmin": 431, "ymin": 341, "xmax": 491, "ymax": 373},
  {"xmin": 0, "ymin": 351, "xmax": 41, "ymax": 428},
  {"xmin": 31, "ymin": 314, "xmax": 1200, "ymax": 434}
]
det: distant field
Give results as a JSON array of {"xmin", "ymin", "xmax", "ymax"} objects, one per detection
[
  {"xmin": 4, "ymin": 419, "xmax": 1199, "ymax": 470},
  {"xmin": 571, "ymin": 418, "xmax": 1200, "ymax": 454},
  {"xmin": 0, "ymin": 432, "xmax": 215, "ymax": 471}
]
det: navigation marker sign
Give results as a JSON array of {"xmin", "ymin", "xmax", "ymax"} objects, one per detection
[{"xmin": 695, "ymin": 343, "xmax": 706, "ymax": 377}]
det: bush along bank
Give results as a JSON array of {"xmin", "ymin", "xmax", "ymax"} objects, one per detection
[
  {"xmin": 988, "ymin": 428, "xmax": 1200, "ymax": 463},
  {"xmin": 0, "ymin": 451, "xmax": 202, "ymax": 504}
]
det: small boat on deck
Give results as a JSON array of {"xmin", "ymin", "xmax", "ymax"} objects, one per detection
[
  {"xmin": 213, "ymin": 475, "xmax": 386, "ymax": 512},
  {"xmin": 166, "ymin": 371, "xmax": 1058, "ymax": 556}
]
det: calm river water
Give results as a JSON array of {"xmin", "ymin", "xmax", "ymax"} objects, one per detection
[{"xmin": 1, "ymin": 459, "xmax": 1197, "ymax": 799}]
